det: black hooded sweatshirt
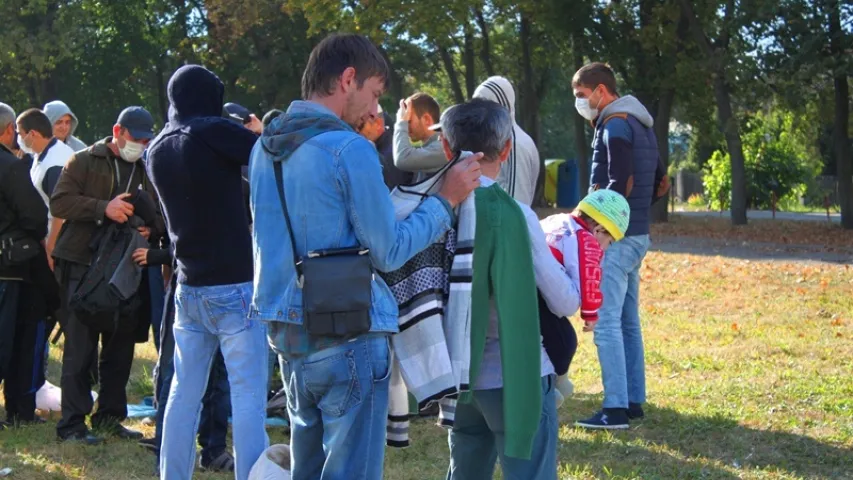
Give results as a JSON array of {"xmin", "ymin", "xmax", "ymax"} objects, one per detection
[{"xmin": 146, "ymin": 65, "xmax": 259, "ymax": 286}]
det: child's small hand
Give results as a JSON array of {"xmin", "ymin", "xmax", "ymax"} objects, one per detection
[{"xmin": 583, "ymin": 321, "xmax": 596, "ymax": 333}]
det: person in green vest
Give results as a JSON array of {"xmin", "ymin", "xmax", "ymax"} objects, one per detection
[{"xmin": 436, "ymin": 98, "xmax": 581, "ymax": 480}]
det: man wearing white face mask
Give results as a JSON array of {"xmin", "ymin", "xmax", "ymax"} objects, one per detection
[
  {"xmin": 50, "ymin": 106, "xmax": 164, "ymax": 445},
  {"xmin": 571, "ymin": 63, "xmax": 669, "ymax": 431},
  {"xmin": 15, "ymin": 109, "xmax": 75, "ymax": 259}
]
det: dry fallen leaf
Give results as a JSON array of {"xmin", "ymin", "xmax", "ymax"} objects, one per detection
[{"xmin": 731, "ymin": 323, "xmax": 740, "ymax": 331}]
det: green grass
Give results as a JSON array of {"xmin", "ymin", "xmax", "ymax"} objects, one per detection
[{"xmin": 2, "ymin": 249, "xmax": 852, "ymax": 479}]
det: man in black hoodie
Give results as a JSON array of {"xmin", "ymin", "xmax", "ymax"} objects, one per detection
[{"xmin": 146, "ymin": 65, "xmax": 268, "ymax": 480}]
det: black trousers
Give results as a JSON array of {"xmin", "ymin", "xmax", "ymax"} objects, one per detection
[
  {"xmin": 56, "ymin": 262, "xmax": 137, "ymax": 437},
  {"xmin": 1, "ymin": 281, "xmax": 50, "ymax": 423},
  {"xmin": 539, "ymin": 292, "xmax": 578, "ymax": 376}
]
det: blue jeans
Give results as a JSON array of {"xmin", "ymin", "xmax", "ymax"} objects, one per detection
[
  {"xmin": 278, "ymin": 334, "xmax": 391, "ymax": 480},
  {"xmin": 161, "ymin": 282, "xmax": 269, "ymax": 480},
  {"xmin": 153, "ymin": 277, "xmax": 230, "ymax": 466},
  {"xmin": 594, "ymin": 234, "xmax": 650, "ymax": 409},
  {"xmin": 447, "ymin": 375, "xmax": 558, "ymax": 480}
]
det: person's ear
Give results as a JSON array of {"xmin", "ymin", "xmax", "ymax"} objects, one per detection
[
  {"xmin": 422, "ymin": 113, "xmax": 434, "ymax": 129},
  {"xmin": 498, "ymin": 138, "xmax": 512, "ymax": 164},
  {"xmin": 440, "ymin": 135, "xmax": 453, "ymax": 161},
  {"xmin": 340, "ymin": 67, "xmax": 357, "ymax": 94}
]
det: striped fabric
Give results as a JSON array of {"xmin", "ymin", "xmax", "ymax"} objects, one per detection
[{"xmin": 381, "ymin": 160, "xmax": 462, "ymax": 447}]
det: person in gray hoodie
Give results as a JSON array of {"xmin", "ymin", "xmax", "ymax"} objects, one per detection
[
  {"xmin": 473, "ymin": 76, "xmax": 541, "ymax": 206},
  {"xmin": 571, "ymin": 62, "xmax": 668, "ymax": 431},
  {"xmin": 43, "ymin": 101, "xmax": 88, "ymax": 152}
]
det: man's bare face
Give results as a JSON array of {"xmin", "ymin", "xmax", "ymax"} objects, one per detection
[
  {"xmin": 53, "ymin": 114, "xmax": 72, "ymax": 141},
  {"xmin": 342, "ymin": 76, "xmax": 384, "ymax": 131}
]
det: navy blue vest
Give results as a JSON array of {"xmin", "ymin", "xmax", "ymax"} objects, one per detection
[{"xmin": 590, "ymin": 114, "xmax": 659, "ymax": 237}]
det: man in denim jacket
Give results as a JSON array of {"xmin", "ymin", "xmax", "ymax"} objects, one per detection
[{"xmin": 249, "ymin": 34, "xmax": 481, "ymax": 480}]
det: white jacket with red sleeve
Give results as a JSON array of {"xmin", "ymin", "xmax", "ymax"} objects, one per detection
[{"xmin": 540, "ymin": 214, "xmax": 605, "ymax": 323}]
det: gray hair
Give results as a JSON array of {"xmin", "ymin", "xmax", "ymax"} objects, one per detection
[
  {"xmin": 441, "ymin": 98, "xmax": 512, "ymax": 162},
  {"xmin": 0, "ymin": 103, "xmax": 15, "ymax": 132}
]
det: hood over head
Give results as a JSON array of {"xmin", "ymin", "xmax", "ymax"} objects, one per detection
[
  {"xmin": 473, "ymin": 76, "xmax": 517, "ymax": 120},
  {"xmin": 167, "ymin": 65, "xmax": 225, "ymax": 125},
  {"xmin": 596, "ymin": 95, "xmax": 654, "ymax": 128},
  {"xmin": 43, "ymin": 100, "xmax": 80, "ymax": 136}
]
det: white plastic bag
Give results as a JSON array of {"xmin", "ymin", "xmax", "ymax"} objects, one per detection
[
  {"xmin": 36, "ymin": 380, "xmax": 98, "ymax": 412},
  {"xmin": 248, "ymin": 444, "xmax": 291, "ymax": 480}
]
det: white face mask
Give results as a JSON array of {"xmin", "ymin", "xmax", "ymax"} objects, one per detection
[
  {"xmin": 575, "ymin": 97, "xmax": 599, "ymax": 121},
  {"xmin": 119, "ymin": 140, "xmax": 145, "ymax": 163},
  {"xmin": 575, "ymin": 87, "xmax": 602, "ymax": 121},
  {"xmin": 18, "ymin": 132, "xmax": 35, "ymax": 155}
]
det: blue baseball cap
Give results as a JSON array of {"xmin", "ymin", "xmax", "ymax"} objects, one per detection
[{"xmin": 117, "ymin": 106, "xmax": 155, "ymax": 140}]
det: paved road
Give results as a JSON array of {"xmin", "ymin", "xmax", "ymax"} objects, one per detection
[{"xmin": 674, "ymin": 210, "xmax": 840, "ymax": 223}]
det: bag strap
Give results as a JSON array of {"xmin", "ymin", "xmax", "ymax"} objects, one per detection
[{"xmin": 273, "ymin": 161, "xmax": 304, "ymax": 285}]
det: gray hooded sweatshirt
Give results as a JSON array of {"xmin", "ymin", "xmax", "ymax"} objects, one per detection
[
  {"xmin": 473, "ymin": 76, "xmax": 540, "ymax": 206},
  {"xmin": 43, "ymin": 100, "xmax": 88, "ymax": 151}
]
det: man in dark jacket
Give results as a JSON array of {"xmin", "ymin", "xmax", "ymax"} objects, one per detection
[
  {"xmin": 0, "ymin": 102, "xmax": 57, "ymax": 427},
  {"xmin": 50, "ymin": 106, "xmax": 163, "ymax": 444},
  {"xmin": 571, "ymin": 62, "xmax": 667, "ymax": 430},
  {"xmin": 146, "ymin": 65, "xmax": 268, "ymax": 480}
]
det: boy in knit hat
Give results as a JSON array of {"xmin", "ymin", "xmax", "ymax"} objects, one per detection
[{"xmin": 539, "ymin": 189, "xmax": 630, "ymax": 406}]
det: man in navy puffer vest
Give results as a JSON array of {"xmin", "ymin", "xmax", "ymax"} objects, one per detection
[{"xmin": 571, "ymin": 62, "xmax": 668, "ymax": 430}]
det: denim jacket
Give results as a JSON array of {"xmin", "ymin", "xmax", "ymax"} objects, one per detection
[{"xmin": 249, "ymin": 101, "xmax": 453, "ymax": 338}]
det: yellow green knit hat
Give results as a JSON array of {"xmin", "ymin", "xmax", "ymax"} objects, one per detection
[{"xmin": 577, "ymin": 190, "xmax": 631, "ymax": 241}]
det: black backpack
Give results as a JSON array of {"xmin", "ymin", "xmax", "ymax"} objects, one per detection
[{"xmin": 69, "ymin": 223, "xmax": 141, "ymax": 327}]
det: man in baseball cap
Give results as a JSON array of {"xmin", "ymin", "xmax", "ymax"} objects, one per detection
[{"xmin": 50, "ymin": 105, "xmax": 164, "ymax": 445}]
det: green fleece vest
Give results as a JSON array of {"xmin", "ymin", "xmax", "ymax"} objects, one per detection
[{"xmin": 467, "ymin": 184, "xmax": 542, "ymax": 460}]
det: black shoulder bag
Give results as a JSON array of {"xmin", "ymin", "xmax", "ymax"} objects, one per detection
[{"xmin": 273, "ymin": 161, "xmax": 372, "ymax": 338}]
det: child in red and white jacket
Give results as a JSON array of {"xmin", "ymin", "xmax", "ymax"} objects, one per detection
[{"xmin": 539, "ymin": 189, "xmax": 630, "ymax": 406}]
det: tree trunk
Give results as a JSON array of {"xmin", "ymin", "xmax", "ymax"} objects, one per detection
[
  {"xmin": 712, "ymin": 73, "xmax": 748, "ymax": 225},
  {"xmin": 437, "ymin": 43, "xmax": 465, "ymax": 104},
  {"xmin": 571, "ymin": 34, "xmax": 590, "ymax": 195},
  {"xmin": 679, "ymin": 0, "xmax": 747, "ymax": 225},
  {"xmin": 474, "ymin": 8, "xmax": 495, "ymax": 77},
  {"xmin": 651, "ymin": 87, "xmax": 675, "ymax": 223},
  {"xmin": 463, "ymin": 26, "xmax": 476, "ymax": 98},
  {"xmin": 519, "ymin": 13, "xmax": 539, "ymax": 145},
  {"xmin": 155, "ymin": 58, "xmax": 168, "ymax": 124},
  {"xmin": 829, "ymin": 0, "xmax": 852, "ymax": 229}
]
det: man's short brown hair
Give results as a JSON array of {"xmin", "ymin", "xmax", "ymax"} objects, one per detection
[
  {"xmin": 408, "ymin": 92, "xmax": 440, "ymax": 124},
  {"xmin": 16, "ymin": 108, "xmax": 53, "ymax": 138},
  {"xmin": 572, "ymin": 62, "xmax": 619, "ymax": 96},
  {"xmin": 301, "ymin": 33, "xmax": 390, "ymax": 99}
]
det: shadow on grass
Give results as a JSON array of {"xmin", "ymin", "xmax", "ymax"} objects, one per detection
[{"xmin": 559, "ymin": 394, "xmax": 853, "ymax": 479}]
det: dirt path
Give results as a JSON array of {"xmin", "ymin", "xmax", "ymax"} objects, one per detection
[{"xmin": 650, "ymin": 236, "xmax": 853, "ymax": 264}]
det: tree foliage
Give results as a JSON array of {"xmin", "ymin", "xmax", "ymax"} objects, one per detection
[{"xmin": 0, "ymin": 0, "xmax": 850, "ymax": 227}]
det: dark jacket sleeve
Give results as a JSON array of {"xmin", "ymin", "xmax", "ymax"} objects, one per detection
[
  {"xmin": 50, "ymin": 152, "xmax": 109, "ymax": 224},
  {"xmin": 6, "ymin": 161, "xmax": 48, "ymax": 239},
  {"xmin": 602, "ymin": 119, "xmax": 635, "ymax": 197},
  {"xmin": 187, "ymin": 119, "xmax": 259, "ymax": 167},
  {"xmin": 145, "ymin": 248, "xmax": 172, "ymax": 266}
]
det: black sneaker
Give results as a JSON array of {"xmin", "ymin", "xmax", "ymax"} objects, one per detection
[
  {"xmin": 95, "ymin": 423, "xmax": 144, "ymax": 440},
  {"xmin": 575, "ymin": 408, "xmax": 630, "ymax": 430},
  {"xmin": 138, "ymin": 437, "xmax": 159, "ymax": 455},
  {"xmin": 627, "ymin": 403, "xmax": 645, "ymax": 420},
  {"xmin": 58, "ymin": 430, "xmax": 105, "ymax": 445}
]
